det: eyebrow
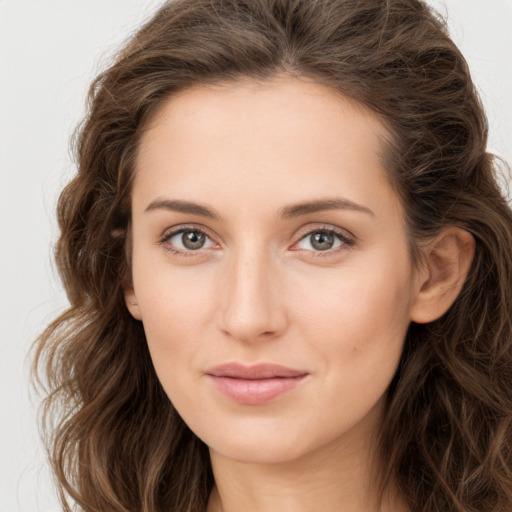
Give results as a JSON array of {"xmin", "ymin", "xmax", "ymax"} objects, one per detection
[
  {"xmin": 144, "ymin": 196, "xmax": 374, "ymax": 219},
  {"xmin": 145, "ymin": 199, "xmax": 222, "ymax": 219},
  {"xmin": 279, "ymin": 197, "xmax": 374, "ymax": 218}
]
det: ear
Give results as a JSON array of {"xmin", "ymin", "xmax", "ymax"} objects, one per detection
[
  {"xmin": 410, "ymin": 227, "xmax": 475, "ymax": 324},
  {"xmin": 123, "ymin": 284, "xmax": 142, "ymax": 321}
]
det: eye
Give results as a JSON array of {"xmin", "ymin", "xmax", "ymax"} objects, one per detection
[
  {"xmin": 160, "ymin": 228, "xmax": 216, "ymax": 254},
  {"xmin": 294, "ymin": 228, "xmax": 354, "ymax": 253}
]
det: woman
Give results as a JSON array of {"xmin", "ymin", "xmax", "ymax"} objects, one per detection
[{"xmin": 34, "ymin": 0, "xmax": 512, "ymax": 511}]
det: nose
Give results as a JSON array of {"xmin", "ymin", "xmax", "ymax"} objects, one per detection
[{"xmin": 216, "ymin": 247, "xmax": 288, "ymax": 343}]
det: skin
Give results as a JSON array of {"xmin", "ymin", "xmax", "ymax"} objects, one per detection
[{"xmin": 125, "ymin": 75, "xmax": 475, "ymax": 512}]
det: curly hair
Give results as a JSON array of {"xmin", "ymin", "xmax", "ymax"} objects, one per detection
[{"xmin": 33, "ymin": 0, "xmax": 512, "ymax": 511}]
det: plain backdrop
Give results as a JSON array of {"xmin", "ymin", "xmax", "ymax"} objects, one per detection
[{"xmin": 0, "ymin": 1, "xmax": 511, "ymax": 511}]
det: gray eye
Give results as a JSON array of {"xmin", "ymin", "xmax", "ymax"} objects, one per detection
[
  {"xmin": 310, "ymin": 232, "xmax": 335, "ymax": 251},
  {"xmin": 296, "ymin": 230, "xmax": 344, "ymax": 252},
  {"xmin": 181, "ymin": 230, "xmax": 207, "ymax": 250},
  {"xmin": 163, "ymin": 228, "xmax": 215, "ymax": 254}
]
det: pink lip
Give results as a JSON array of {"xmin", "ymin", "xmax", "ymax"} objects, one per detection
[{"xmin": 206, "ymin": 363, "xmax": 308, "ymax": 405}]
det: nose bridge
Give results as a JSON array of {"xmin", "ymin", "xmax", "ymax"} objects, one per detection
[{"xmin": 217, "ymin": 240, "xmax": 285, "ymax": 342}]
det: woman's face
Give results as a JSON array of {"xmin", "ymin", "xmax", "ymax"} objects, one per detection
[{"xmin": 127, "ymin": 76, "xmax": 423, "ymax": 464}]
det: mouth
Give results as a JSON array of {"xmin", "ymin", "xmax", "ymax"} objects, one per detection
[{"xmin": 205, "ymin": 363, "xmax": 308, "ymax": 405}]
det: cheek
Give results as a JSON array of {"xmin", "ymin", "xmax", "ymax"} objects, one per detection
[
  {"xmin": 129, "ymin": 240, "xmax": 415, "ymax": 462},
  {"xmin": 287, "ymin": 255, "xmax": 414, "ymax": 403},
  {"xmin": 292, "ymin": 259, "xmax": 413, "ymax": 346},
  {"xmin": 293, "ymin": 268, "xmax": 412, "ymax": 438},
  {"xmin": 134, "ymin": 245, "xmax": 413, "ymax": 376},
  {"xmin": 131, "ymin": 256, "xmax": 219, "ymax": 385}
]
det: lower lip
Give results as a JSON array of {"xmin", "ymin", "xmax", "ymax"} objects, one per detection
[{"xmin": 208, "ymin": 375, "xmax": 307, "ymax": 405}]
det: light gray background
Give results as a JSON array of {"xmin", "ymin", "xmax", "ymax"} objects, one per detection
[{"xmin": 1, "ymin": 1, "xmax": 511, "ymax": 510}]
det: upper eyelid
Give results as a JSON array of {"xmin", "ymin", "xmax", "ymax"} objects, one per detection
[
  {"xmin": 160, "ymin": 224, "xmax": 215, "ymax": 241},
  {"xmin": 294, "ymin": 223, "xmax": 355, "ymax": 242}
]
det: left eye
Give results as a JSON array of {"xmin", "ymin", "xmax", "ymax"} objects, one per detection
[
  {"xmin": 296, "ymin": 230, "xmax": 346, "ymax": 251},
  {"xmin": 166, "ymin": 229, "xmax": 215, "ymax": 251}
]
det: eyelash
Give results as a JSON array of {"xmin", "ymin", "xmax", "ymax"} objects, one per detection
[
  {"xmin": 158, "ymin": 225, "xmax": 216, "ymax": 257},
  {"xmin": 294, "ymin": 226, "xmax": 355, "ymax": 257},
  {"xmin": 158, "ymin": 224, "xmax": 355, "ymax": 257}
]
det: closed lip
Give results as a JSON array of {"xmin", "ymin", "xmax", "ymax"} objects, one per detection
[
  {"xmin": 205, "ymin": 362, "xmax": 308, "ymax": 379},
  {"xmin": 205, "ymin": 362, "xmax": 309, "ymax": 405}
]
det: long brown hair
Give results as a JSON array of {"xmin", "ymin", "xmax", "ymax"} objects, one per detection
[{"xmin": 33, "ymin": 0, "xmax": 512, "ymax": 510}]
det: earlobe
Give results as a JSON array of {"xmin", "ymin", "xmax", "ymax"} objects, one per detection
[
  {"xmin": 123, "ymin": 285, "xmax": 142, "ymax": 321},
  {"xmin": 410, "ymin": 227, "xmax": 475, "ymax": 324}
]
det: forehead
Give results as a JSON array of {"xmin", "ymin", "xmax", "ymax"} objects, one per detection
[
  {"xmin": 133, "ymin": 75, "xmax": 399, "ymax": 220},
  {"xmin": 137, "ymin": 74, "xmax": 389, "ymax": 162}
]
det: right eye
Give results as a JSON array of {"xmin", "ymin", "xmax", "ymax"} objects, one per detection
[{"xmin": 160, "ymin": 227, "xmax": 216, "ymax": 255}]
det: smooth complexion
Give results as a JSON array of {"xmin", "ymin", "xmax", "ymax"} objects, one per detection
[{"xmin": 125, "ymin": 75, "xmax": 474, "ymax": 512}]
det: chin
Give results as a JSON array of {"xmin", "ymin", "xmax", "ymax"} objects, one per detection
[
  {"xmin": 209, "ymin": 436, "xmax": 311, "ymax": 465},
  {"xmin": 193, "ymin": 413, "xmax": 352, "ymax": 467}
]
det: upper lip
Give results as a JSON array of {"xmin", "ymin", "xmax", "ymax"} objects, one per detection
[{"xmin": 206, "ymin": 363, "xmax": 308, "ymax": 380}]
